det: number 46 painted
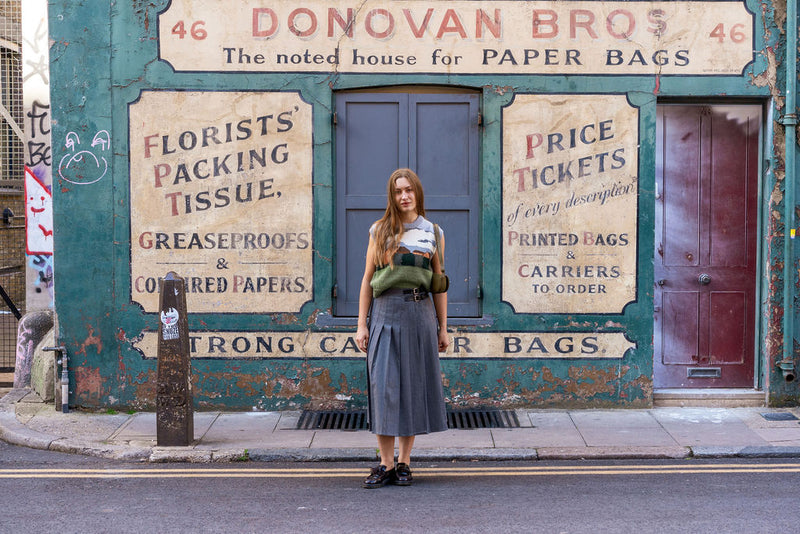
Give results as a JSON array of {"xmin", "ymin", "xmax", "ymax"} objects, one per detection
[
  {"xmin": 709, "ymin": 23, "xmax": 747, "ymax": 43},
  {"xmin": 171, "ymin": 20, "xmax": 207, "ymax": 40}
]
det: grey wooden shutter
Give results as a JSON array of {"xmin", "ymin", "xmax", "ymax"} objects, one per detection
[{"xmin": 335, "ymin": 91, "xmax": 480, "ymax": 317}]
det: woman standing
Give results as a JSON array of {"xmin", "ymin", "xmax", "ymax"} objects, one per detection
[{"xmin": 356, "ymin": 168, "xmax": 449, "ymax": 489}]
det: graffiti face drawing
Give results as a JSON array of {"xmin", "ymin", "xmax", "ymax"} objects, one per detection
[
  {"xmin": 57, "ymin": 130, "xmax": 110, "ymax": 185},
  {"xmin": 24, "ymin": 166, "xmax": 53, "ymax": 255}
]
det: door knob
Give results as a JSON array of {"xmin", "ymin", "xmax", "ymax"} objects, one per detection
[
  {"xmin": 698, "ymin": 273, "xmax": 711, "ymax": 285},
  {"xmin": 657, "ymin": 279, "xmax": 666, "ymax": 286}
]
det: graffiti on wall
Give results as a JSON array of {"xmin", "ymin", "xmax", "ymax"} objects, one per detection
[
  {"xmin": 23, "ymin": 0, "xmax": 54, "ymax": 310},
  {"xmin": 25, "ymin": 100, "xmax": 51, "ymax": 172},
  {"xmin": 28, "ymin": 254, "xmax": 53, "ymax": 299},
  {"xmin": 57, "ymin": 130, "xmax": 111, "ymax": 186},
  {"xmin": 24, "ymin": 166, "xmax": 53, "ymax": 255},
  {"xmin": 22, "ymin": 17, "xmax": 49, "ymax": 86}
]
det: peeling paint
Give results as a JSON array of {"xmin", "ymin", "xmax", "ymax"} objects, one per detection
[
  {"xmin": 47, "ymin": 0, "xmax": 799, "ymax": 410},
  {"xmin": 74, "ymin": 325, "xmax": 103, "ymax": 357},
  {"xmin": 74, "ymin": 366, "xmax": 106, "ymax": 405}
]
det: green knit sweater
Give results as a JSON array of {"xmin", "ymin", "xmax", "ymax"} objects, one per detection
[{"xmin": 369, "ymin": 216, "xmax": 440, "ymax": 297}]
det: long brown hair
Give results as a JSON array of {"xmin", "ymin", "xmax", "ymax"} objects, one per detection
[{"xmin": 372, "ymin": 168, "xmax": 425, "ymax": 267}]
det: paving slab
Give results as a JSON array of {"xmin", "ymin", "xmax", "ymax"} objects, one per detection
[
  {"xmin": 195, "ymin": 412, "xmax": 280, "ymax": 450},
  {"xmin": 310, "ymin": 429, "xmax": 376, "ymax": 449},
  {"xmin": 14, "ymin": 402, "xmax": 49, "ymax": 424},
  {"xmin": 24, "ymin": 409, "xmax": 130, "ymax": 441},
  {"xmin": 731, "ymin": 407, "xmax": 800, "ymax": 429},
  {"xmin": 490, "ymin": 411, "xmax": 585, "ymax": 448},
  {"xmin": 414, "ymin": 428, "xmax": 495, "ymax": 449},
  {"xmin": 109, "ymin": 412, "xmax": 219, "ymax": 444},
  {"xmin": 570, "ymin": 410, "xmax": 678, "ymax": 447},
  {"xmin": 651, "ymin": 408, "xmax": 770, "ymax": 447},
  {"xmin": 746, "ymin": 427, "xmax": 800, "ymax": 446},
  {"xmin": 651, "ymin": 407, "xmax": 746, "ymax": 424},
  {"xmin": 275, "ymin": 411, "xmax": 302, "ymax": 430}
]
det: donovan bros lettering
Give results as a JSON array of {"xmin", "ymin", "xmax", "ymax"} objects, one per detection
[
  {"xmin": 129, "ymin": 91, "xmax": 313, "ymax": 313},
  {"xmin": 158, "ymin": 0, "xmax": 754, "ymax": 75}
]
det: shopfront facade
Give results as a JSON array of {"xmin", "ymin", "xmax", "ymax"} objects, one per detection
[{"xmin": 47, "ymin": 0, "xmax": 799, "ymax": 409}]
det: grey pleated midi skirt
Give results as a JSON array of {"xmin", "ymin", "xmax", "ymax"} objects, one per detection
[{"xmin": 367, "ymin": 289, "xmax": 448, "ymax": 436}]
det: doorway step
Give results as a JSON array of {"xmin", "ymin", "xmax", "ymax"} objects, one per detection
[{"xmin": 654, "ymin": 389, "xmax": 765, "ymax": 408}]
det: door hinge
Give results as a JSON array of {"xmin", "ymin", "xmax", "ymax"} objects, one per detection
[
  {"xmin": 332, "ymin": 112, "xmax": 337, "ymax": 126},
  {"xmin": 476, "ymin": 283, "xmax": 483, "ymax": 299},
  {"xmin": 332, "ymin": 283, "xmax": 338, "ymax": 299},
  {"xmin": 477, "ymin": 113, "xmax": 483, "ymax": 127}
]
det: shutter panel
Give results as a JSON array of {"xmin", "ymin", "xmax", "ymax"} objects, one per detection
[{"xmin": 335, "ymin": 92, "xmax": 480, "ymax": 317}]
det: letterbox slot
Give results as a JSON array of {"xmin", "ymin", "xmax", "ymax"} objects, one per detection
[{"xmin": 687, "ymin": 367, "xmax": 721, "ymax": 378}]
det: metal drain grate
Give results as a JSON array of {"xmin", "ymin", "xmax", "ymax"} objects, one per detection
[
  {"xmin": 296, "ymin": 409, "xmax": 521, "ymax": 430},
  {"xmin": 760, "ymin": 412, "xmax": 799, "ymax": 421},
  {"xmin": 447, "ymin": 409, "xmax": 520, "ymax": 429},
  {"xmin": 297, "ymin": 409, "xmax": 368, "ymax": 431}
]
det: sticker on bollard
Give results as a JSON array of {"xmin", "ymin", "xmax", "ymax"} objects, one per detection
[{"xmin": 156, "ymin": 272, "xmax": 194, "ymax": 446}]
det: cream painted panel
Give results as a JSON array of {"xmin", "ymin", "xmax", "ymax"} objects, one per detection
[
  {"xmin": 129, "ymin": 91, "xmax": 313, "ymax": 313},
  {"xmin": 502, "ymin": 94, "xmax": 638, "ymax": 314}
]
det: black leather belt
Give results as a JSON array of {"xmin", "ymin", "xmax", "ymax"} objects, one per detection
[{"xmin": 402, "ymin": 288, "xmax": 429, "ymax": 301}]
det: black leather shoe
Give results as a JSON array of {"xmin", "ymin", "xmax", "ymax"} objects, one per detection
[
  {"xmin": 362, "ymin": 465, "xmax": 395, "ymax": 489},
  {"xmin": 394, "ymin": 463, "xmax": 413, "ymax": 486}
]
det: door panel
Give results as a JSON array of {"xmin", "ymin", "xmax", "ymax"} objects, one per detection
[
  {"xmin": 335, "ymin": 92, "xmax": 480, "ymax": 317},
  {"xmin": 661, "ymin": 291, "xmax": 700, "ymax": 365},
  {"xmin": 654, "ymin": 104, "xmax": 760, "ymax": 387},
  {"xmin": 709, "ymin": 291, "xmax": 746, "ymax": 365}
]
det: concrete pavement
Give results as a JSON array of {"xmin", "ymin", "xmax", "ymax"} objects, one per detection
[{"xmin": 2, "ymin": 387, "xmax": 800, "ymax": 463}]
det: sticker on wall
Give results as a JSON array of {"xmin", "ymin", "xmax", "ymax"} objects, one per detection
[
  {"xmin": 24, "ymin": 165, "xmax": 53, "ymax": 255},
  {"xmin": 160, "ymin": 307, "xmax": 180, "ymax": 340}
]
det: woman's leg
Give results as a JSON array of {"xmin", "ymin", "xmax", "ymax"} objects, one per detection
[
  {"xmin": 363, "ymin": 434, "xmax": 397, "ymax": 488},
  {"xmin": 377, "ymin": 434, "xmax": 396, "ymax": 467},
  {"xmin": 397, "ymin": 435, "xmax": 415, "ymax": 464},
  {"xmin": 394, "ymin": 435, "xmax": 415, "ymax": 486}
]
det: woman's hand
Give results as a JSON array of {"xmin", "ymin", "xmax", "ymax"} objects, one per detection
[
  {"xmin": 356, "ymin": 324, "xmax": 369, "ymax": 353},
  {"xmin": 356, "ymin": 236, "xmax": 376, "ymax": 354},
  {"xmin": 438, "ymin": 328, "xmax": 450, "ymax": 352}
]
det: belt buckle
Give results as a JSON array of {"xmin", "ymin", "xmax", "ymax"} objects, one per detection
[{"xmin": 411, "ymin": 288, "xmax": 424, "ymax": 301}]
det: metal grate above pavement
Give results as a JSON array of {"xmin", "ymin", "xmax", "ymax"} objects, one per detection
[
  {"xmin": 296, "ymin": 408, "xmax": 520, "ymax": 431},
  {"xmin": 760, "ymin": 412, "xmax": 799, "ymax": 421}
]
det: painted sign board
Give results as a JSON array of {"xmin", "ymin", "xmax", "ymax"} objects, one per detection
[
  {"xmin": 502, "ymin": 94, "xmax": 639, "ymax": 314},
  {"xmin": 129, "ymin": 91, "xmax": 313, "ymax": 313},
  {"xmin": 158, "ymin": 0, "xmax": 754, "ymax": 75},
  {"xmin": 133, "ymin": 330, "xmax": 635, "ymax": 359}
]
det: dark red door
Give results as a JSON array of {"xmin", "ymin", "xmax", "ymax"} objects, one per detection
[{"xmin": 654, "ymin": 104, "xmax": 760, "ymax": 388}]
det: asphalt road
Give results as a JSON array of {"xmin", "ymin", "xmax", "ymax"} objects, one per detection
[{"xmin": 1, "ymin": 440, "xmax": 797, "ymax": 534}]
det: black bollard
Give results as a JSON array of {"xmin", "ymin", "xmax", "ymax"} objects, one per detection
[{"xmin": 156, "ymin": 272, "xmax": 194, "ymax": 446}]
